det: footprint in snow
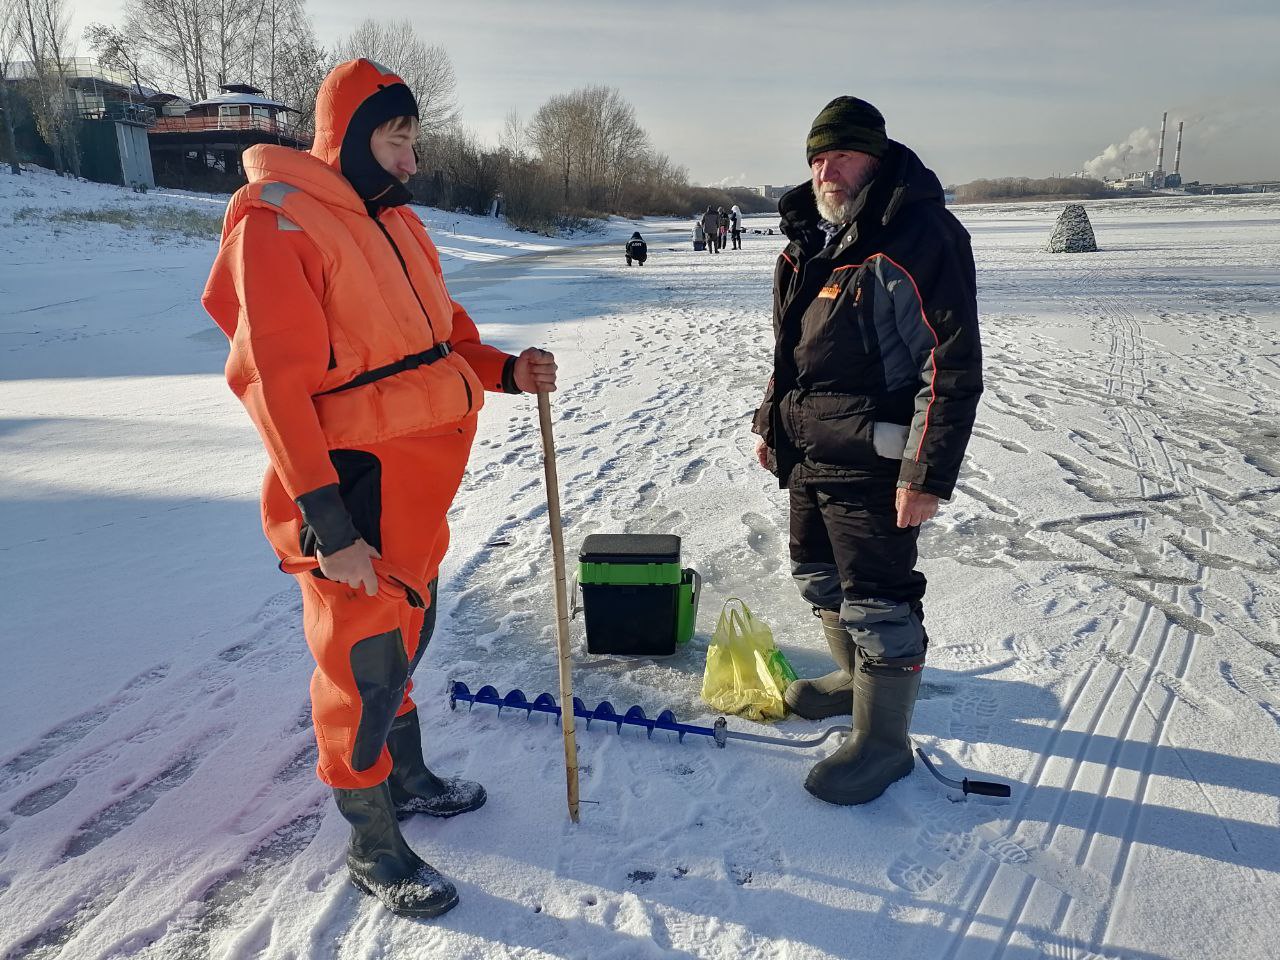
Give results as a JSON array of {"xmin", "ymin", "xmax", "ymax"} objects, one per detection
[{"xmin": 887, "ymin": 853, "xmax": 944, "ymax": 894}]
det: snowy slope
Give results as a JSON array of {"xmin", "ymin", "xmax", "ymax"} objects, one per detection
[{"xmin": 1, "ymin": 169, "xmax": 1278, "ymax": 960}]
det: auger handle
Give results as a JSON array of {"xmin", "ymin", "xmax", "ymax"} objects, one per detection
[
  {"xmin": 914, "ymin": 744, "xmax": 1013, "ymax": 798},
  {"xmin": 962, "ymin": 779, "xmax": 1012, "ymax": 798}
]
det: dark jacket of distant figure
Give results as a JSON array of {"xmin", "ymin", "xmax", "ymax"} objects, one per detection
[
  {"xmin": 752, "ymin": 141, "xmax": 982, "ymax": 500},
  {"xmin": 625, "ymin": 233, "xmax": 647, "ymax": 261},
  {"xmin": 701, "ymin": 208, "xmax": 720, "ymax": 235}
]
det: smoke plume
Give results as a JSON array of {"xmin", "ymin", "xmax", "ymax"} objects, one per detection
[{"xmin": 1083, "ymin": 127, "xmax": 1159, "ymax": 180}]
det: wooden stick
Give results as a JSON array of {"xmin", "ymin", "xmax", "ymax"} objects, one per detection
[{"xmin": 537, "ymin": 391, "xmax": 580, "ymax": 822}]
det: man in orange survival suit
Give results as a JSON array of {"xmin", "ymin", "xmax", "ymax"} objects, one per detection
[{"xmin": 203, "ymin": 59, "xmax": 557, "ymax": 919}]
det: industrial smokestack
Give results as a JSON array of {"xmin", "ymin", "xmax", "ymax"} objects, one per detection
[
  {"xmin": 1174, "ymin": 121, "xmax": 1184, "ymax": 175},
  {"xmin": 1156, "ymin": 111, "xmax": 1168, "ymax": 173}
]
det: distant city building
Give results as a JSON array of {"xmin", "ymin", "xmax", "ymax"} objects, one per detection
[{"xmin": 757, "ymin": 184, "xmax": 796, "ymax": 201}]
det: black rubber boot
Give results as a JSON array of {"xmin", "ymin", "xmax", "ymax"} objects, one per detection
[
  {"xmin": 784, "ymin": 609, "xmax": 858, "ymax": 720},
  {"xmin": 386, "ymin": 709, "xmax": 487, "ymax": 821},
  {"xmin": 333, "ymin": 782, "xmax": 459, "ymax": 918},
  {"xmin": 804, "ymin": 653, "xmax": 924, "ymax": 805}
]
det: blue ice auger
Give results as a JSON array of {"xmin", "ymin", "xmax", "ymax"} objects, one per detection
[
  {"xmin": 448, "ymin": 680, "xmax": 719, "ymax": 743},
  {"xmin": 447, "ymin": 680, "xmax": 1011, "ymax": 797}
]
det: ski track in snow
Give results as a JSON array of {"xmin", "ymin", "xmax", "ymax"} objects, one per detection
[{"xmin": 2, "ymin": 173, "xmax": 1279, "ymax": 959}]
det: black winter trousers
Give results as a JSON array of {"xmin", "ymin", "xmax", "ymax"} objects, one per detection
[{"xmin": 788, "ymin": 482, "xmax": 927, "ymax": 661}]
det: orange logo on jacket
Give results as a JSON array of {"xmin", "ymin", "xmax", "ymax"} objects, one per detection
[{"xmin": 818, "ymin": 285, "xmax": 841, "ymax": 299}]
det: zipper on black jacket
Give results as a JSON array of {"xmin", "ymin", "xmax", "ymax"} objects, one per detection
[{"xmin": 374, "ymin": 218, "xmax": 439, "ymax": 341}]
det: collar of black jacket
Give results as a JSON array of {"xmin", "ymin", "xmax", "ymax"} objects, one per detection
[{"xmin": 779, "ymin": 141, "xmax": 943, "ymax": 259}]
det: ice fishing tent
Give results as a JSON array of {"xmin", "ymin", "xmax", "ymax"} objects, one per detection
[{"xmin": 1047, "ymin": 203, "xmax": 1097, "ymax": 252}]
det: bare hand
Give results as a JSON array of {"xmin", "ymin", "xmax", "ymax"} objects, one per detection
[
  {"xmin": 515, "ymin": 347, "xmax": 557, "ymax": 393},
  {"xmin": 317, "ymin": 538, "xmax": 381, "ymax": 596},
  {"xmin": 895, "ymin": 488, "xmax": 940, "ymax": 528},
  {"xmin": 755, "ymin": 437, "xmax": 770, "ymax": 469}
]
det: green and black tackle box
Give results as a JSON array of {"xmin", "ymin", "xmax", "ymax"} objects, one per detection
[{"xmin": 576, "ymin": 534, "xmax": 700, "ymax": 656}]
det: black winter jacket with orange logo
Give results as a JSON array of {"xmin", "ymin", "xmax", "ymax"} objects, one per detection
[{"xmin": 752, "ymin": 142, "xmax": 982, "ymax": 499}]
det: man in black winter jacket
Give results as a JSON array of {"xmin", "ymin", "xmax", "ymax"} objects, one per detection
[
  {"xmin": 625, "ymin": 231, "xmax": 648, "ymax": 266},
  {"xmin": 751, "ymin": 96, "xmax": 982, "ymax": 806}
]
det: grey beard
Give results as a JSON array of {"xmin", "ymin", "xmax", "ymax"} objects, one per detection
[
  {"xmin": 813, "ymin": 165, "xmax": 879, "ymax": 224},
  {"xmin": 815, "ymin": 190, "xmax": 858, "ymax": 225}
]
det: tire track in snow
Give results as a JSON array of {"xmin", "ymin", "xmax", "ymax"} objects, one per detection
[{"xmin": 939, "ymin": 268, "xmax": 1209, "ymax": 959}]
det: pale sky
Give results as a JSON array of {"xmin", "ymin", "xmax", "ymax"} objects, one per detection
[{"xmin": 69, "ymin": 0, "xmax": 1280, "ymax": 188}]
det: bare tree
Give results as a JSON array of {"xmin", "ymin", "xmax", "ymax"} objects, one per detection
[
  {"xmin": 114, "ymin": 0, "xmax": 325, "ymax": 113},
  {"xmin": 335, "ymin": 19, "xmax": 458, "ymax": 132},
  {"xmin": 271, "ymin": 26, "xmax": 328, "ymax": 133},
  {"xmin": 528, "ymin": 93, "xmax": 576, "ymax": 205},
  {"xmin": 84, "ymin": 22, "xmax": 157, "ymax": 96},
  {"xmin": 529, "ymin": 85, "xmax": 644, "ymax": 211},
  {"xmin": 15, "ymin": 0, "xmax": 58, "ymax": 173},
  {"xmin": 422, "ymin": 125, "xmax": 500, "ymax": 214},
  {"xmin": 953, "ymin": 176, "xmax": 1108, "ymax": 203},
  {"xmin": 500, "ymin": 108, "xmax": 526, "ymax": 160},
  {"xmin": 0, "ymin": 0, "xmax": 23, "ymax": 173},
  {"xmin": 30, "ymin": 0, "xmax": 81, "ymax": 176},
  {"xmin": 121, "ymin": 0, "xmax": 211, "ymax": 100},
  {"xmin": 17, "ymin": 0, "xmax": 80, "ymax": 174},
  {"xmin": 244, "ymin": 0, "xmax": 308, "ymax": 100}
]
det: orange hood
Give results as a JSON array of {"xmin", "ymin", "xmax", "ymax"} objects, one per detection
[
  {"xmin": 311, "ymin": 59, "xmax": 414, "ymax": 170},
  {"xmin": 235, "ymin": 58, "xmax": 419, "ymax": 218}
]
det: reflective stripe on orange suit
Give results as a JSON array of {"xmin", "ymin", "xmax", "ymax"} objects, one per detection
[{"xmin": 202, "ymin": 60, "xmax": 515, "ymax": 789}]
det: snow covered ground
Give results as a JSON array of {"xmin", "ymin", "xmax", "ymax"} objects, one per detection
[{"xmin": 1, "ymin": 168, "xmax": 1278, "ymax": 959}]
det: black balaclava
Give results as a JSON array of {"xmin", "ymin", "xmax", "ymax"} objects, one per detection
[{"xmin": 338, "ymin": 82, "xmax": 419, "ymax": 216}]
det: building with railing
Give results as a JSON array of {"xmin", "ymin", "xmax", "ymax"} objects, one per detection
[
  {"xmin": 3, "ymin": 60, "xmax": 308, "ymax": 188},
  {"xmin": 149, "ymin": 84, "xmax": 303, "ymax": 140},
  {"xmin": 5, "ymin": 57, "xmax": 147, "ymax": 120},
  {"xmin": 2, "ymin": 57, "xmax": 156, "ymax": 188},
  {"xmin": 146, "ymin": 83, "xmax": 309, "ymax": 185}
]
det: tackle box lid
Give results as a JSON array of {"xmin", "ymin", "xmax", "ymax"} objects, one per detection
[{"xmin": 579, "ymin": 534, "xmax": 681, "ymax": 565}]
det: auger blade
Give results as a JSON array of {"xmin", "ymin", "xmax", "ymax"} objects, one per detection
[{"xmin": 448, "ymin": 680, "xmax": 718, "ymax": 743}]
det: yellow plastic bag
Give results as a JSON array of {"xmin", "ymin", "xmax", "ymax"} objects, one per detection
[{"xmin": 700, "ymin": 599, "xmax": 799, "ymax": 722}]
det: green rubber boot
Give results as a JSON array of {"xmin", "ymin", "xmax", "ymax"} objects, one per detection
[
  {"xmin": 804, "ymin": 653, "xmax": 924, "ymax": 805},
  {"xmin": 784, "ymin": 609, "xmax": 858, "ymax": 720},
  {"xmin": 333, "ymin": 782, "xmax": 459, "ymax": 918}
]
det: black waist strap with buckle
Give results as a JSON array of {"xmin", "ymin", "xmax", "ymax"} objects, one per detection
[{"xmin": 317, "ymin": 341, "xmax": 453, "ymax": 397}]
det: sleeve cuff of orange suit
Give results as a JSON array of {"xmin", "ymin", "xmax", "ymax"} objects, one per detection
[
  {"xmin": 295, "ymin": 484, "xmax": 361, "ymax": 554},
  {"xmin": 451, "ymin": 342, "xmax": 522, "ymax": 394},
  {"xmin": 501, "ymin": 355, "xmax": 521, "ymax": 394}
]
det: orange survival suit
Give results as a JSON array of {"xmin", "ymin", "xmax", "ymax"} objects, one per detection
[{"xmin": 203, "ymin": 61, "xmax": 520, "ymax": 790}]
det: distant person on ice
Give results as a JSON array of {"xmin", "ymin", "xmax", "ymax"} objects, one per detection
[
  {"xmin": 625, "ymin": 231, "xmax": 648, "ymax": 265},
  {"xmin": 692, "ymin": 218, "xmax": 707, "ymax": 251},
  {"xmin": 730, "ymin": 203, "xmax": 744, "ymax": 249},
  {"xmin": 701, "ymin": 205, "xmax": 720, "ymax": 253},
  {"xmin": 203, "ymin": 59, "xmax": 557, "ymax": 918},
  {"xmin": 751, "ymin": 96, "xmax": 982, "ymax": 805}
]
